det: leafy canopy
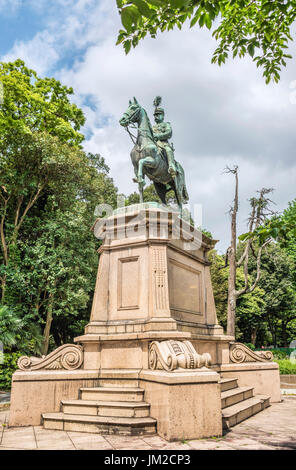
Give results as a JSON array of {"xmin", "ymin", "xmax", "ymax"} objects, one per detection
[
  {"xmin": 116, "ymin": 0, "xmax": 296, "ymax": 83},
  {"xmin": 0, "ymin": 59, "xmax": 85, "ymax": 146}
]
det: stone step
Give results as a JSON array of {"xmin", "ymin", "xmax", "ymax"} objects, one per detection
[
  {"xmin": 98, "ymin": 369, "xmax": 140, "ymax": 388},
  {"xmin": 222, "ymin": 395, "xmax": 270, "ymax": 430},
  {"xmin": 80, "ymin": 387, "xmax": 145, "ymax": 402},
  {"xmin": 61, "ymin": 399, "xmax": 150, "ymax": 418},
  {"xmin": 219, "ymin": 377, "xmax": 238, "ymax": 392},
  {"xmin": 99, "ymin": 379, "xmax": 139, "ymax": 388},
  {"xmin": 42, "ymin": 412, "xmax": 157, "ymax": 436},
  {"xmin": 221, "ymin": 386, "xmax": 254, "ymax": 409}
]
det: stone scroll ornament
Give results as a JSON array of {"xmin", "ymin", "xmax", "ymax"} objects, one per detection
[
  {"xmin": 149, "ymin": 340, "xmax": 211, "ymax": 371},
  {"xmin": 17, "ymin": 344, "xmax": 84, "ymax": 371},
  {"xmin": 230, "ymin": 342, "xmax": 273, "ymax": 363}
]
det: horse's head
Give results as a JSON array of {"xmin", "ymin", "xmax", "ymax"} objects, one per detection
[{"xmin": 119, "ymin": 97, "xmax": 142, "ymax": 127}]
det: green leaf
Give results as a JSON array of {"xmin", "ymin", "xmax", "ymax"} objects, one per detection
[
  {"xmin": 247, "ymin": 43, "xmax": 255, "ymax": 57},
  {"xmin": 124, "ymin": 40, "xmax": 132, "ymax": 54},
  {"xmin": 199, "ymin": 13, "xmax": 205, "ymax": 27},
  {"xmin": 131, "ymin": 0, "xmax": 152, "ymax": 17},
  {"xmin": 169, "ymin": 0, "xmax": 187, "ymax": 7},
  {"xmin": 147, "ymin": 0, "xmax": 167, "ymax": 6},
  {"xmin": 205, "ymin": 14, "xmax": 212, "ymax": 30},
  {"xmin": 238, "ymin": 232, "xmax": 252, "ymax": 242},
  {"xmin": 121, "ymin": 5, "xmax": 140, "ymax": 33},
  {"xmin": 190, "ymin": 14, "xmax": 199, "ymax": 28}
]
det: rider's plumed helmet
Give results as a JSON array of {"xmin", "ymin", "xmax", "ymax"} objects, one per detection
[{"xmin": 153, "ymin": 96, "xmax": 165, "ymax": 116}]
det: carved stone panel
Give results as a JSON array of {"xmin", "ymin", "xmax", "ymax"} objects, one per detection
[
  {"xmin": 151, "ymin": 246, "xmax": 170, "ymax": 314},
  {"xmin": 149, "ymin": 340, "xmax": 211, "ymax": 371},
  {"xmin": 118, "ymin": 256, "xmax": 139, "ymax": 310},
  {"xmin": 168, "ymin": 258, "xmax": 202, "ymax": 315}
]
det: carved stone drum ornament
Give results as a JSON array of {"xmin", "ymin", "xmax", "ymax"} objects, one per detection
[
  {"xmin": 17, "ymin": 344, "xmax": 84, "ymax": 371},
  {"xmin": 149, "ymin": 340, "xmax": 211, "ymax": 371}
]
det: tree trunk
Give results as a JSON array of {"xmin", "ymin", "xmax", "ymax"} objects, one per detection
[
  {"xmin": 1, "ymin": 275, "xmax": 7, "ymax": 302},
  {"xmin": 226, "ymin": 167, "xmax": 238, "ymax": 337},
  {"xmin": 227, "ymin": 256, "xmax": 237, "ymax": 337},
  {"xmin": 251, "ymin": 328, "xmax": 257, "ymax": 346},
  {"xmin": 42, "ymin": 290, "xmax": 55, "ymax": 356},
  {"xmin": 282, "ymin": 321, "xmax": 288, "ymax": 348}
]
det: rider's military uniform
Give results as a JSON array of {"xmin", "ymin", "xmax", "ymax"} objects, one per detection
[{"xmin": 153, "ymin": 99, "xmax": 177, "ymax": 177}]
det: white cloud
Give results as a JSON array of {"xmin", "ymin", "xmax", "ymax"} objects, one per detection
[
  {"xmin": 0, "ymin": 0, "xmax": 21, "ymax": 13},
  {"xmin": 2, "ymin": 31, "xmax": 59, "ymax": 74}
]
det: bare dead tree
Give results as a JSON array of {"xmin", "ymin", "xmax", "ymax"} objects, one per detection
[{"xmin": 224, "ymin": 166, "xmax": 274, "ymax": 337}]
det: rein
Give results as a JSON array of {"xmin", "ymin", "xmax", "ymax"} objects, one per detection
[
  {"xmin": 125, "ymin": 125, "xmax": 137, "ymax": 144},
  {"xmin": 124, "ymin": 106, "xmax": 156, "ymax": 146}
]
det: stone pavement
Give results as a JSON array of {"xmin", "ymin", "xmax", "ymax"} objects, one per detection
[
  {"xmin": 0, "ymin": 398, "xmax": 295, "ymax": 450},
  {"xmin": 0, "ymin": 391, "xmax": 10, "ymax": 404}
]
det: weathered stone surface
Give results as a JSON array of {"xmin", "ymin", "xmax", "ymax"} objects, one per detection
[
  {"xmin": 2, "ymin": 398, "xmax": 295, "ymax": 450},
  {"xmin": 230, "ymin": 342, "xmax": 273, "ymax": 363},
  {"xmin": 17, "ymin": 344, "xmax": 84, "ymax": 371}
]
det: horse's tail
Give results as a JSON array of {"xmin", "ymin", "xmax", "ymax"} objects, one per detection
[
  {"xmin": 183, "ymin": 184, "xmax": 189, "ymax": 203},
  {"xmin": 175, "ymin": 161, "xmax": 189, "ymax": 203}
]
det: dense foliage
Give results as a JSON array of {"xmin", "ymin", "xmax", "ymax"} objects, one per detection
[
  {"xmin": 0, "ymin": 61, "xmax": 295, "ymax": 379},
  {"xmin": 0, "ymin": 61, "xmax": 118, "ymax": 356},
  {"xmin": 116, "ymin": 0, "xmax": 296, "ymax": 83},
  {"xmin": 211, "ymin": 235, "xmax": 296, "ymax": 348},
  {"xmin": 275, "ymin": 359, "xmax": 296, "ymax": 375},
  {"xmin": 0, "ymin": 352, "xmax": 22, "ymax": 390}
]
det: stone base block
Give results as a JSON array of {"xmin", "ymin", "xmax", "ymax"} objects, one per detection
[
  {"xmin": 139, "ymin": 369, "xmax": 222, "ymax": 441},
  {"xmin": 216, "ymin": 362, "xmax": 281, "ymax": 403},
  {"xmin": 9, "ymin": 370, "xmax": 101, "ymax": 427},
  {"xmin": 77, "ymin": 332, "xmax": 232, "ymax": 370}
]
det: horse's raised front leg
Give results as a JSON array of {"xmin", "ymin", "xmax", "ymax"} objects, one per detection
[
  {"xmin": 131, "ymin": 161, "xmax": 144, "ymax": 203},
  {"xmin": 138, "ymin": 156, "xmax": 156, "ymax": 184}
]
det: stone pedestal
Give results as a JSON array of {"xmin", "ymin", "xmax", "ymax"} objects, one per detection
[
  {"xmin": 76, "ymin": 203, "xmax": 231, "ymax": 369},
  {"xmin": 139, "ymin": 370, "xmax": 222, "ymax": 440},
  {"xmin": 9, "ymin": 203, "xmax": 281, "ymax": 438}
]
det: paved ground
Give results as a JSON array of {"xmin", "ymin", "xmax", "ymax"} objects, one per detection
[
  {"xmin": 0, "ymin": 391, "xmax": 10, "ymax": 404},
  {"xmin": 0, "ymin": 397, "xmax": 295, "ymax": 450}
]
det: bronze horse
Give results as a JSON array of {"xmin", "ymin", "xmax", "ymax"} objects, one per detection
[{"xmin": 119, "ymin": 98, "xmax": 189, "ymax": 212}]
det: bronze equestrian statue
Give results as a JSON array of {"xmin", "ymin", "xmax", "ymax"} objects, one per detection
[{"xmin": 119, "ymin": 97, "xmax": 189, "ymax": 213}]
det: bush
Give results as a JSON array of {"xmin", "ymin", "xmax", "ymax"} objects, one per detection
[
  {"xmin": 255, "ymin": 348, "xmax": 294, "ymax": 360},
  {"xmin": 0, "ymin": 352, "xmax": 22, "ymax": 390},
  {"xmin": 275, "ymin": 359, "xmax": 296, "ymax": 375},
  {"xmin": 272, "ymin": 349, "xmax": 290, "ymax": 360}
]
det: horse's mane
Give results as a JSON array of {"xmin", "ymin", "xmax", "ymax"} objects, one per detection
[{"xmin": 141, "ymin": 107, "xmax": 155, "ymax": 139}]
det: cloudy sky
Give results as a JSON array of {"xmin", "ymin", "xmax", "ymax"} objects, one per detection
[{"xmin": 1, "ymin": 0, "xmax": 295, "ymax": 252}]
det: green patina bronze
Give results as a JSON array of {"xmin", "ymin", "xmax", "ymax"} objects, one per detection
[{"xmin": 119, "ymin": 96, "xmax": 189, "ymax": 212}]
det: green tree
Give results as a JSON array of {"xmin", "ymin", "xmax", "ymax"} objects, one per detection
[
  {"xmin": 0, "ymin": 59, "xmax": 85, "ymax": 146},
  {"xmin": 0, "ymin": 132, "xmax": 94, "ymax": 300},
  {"xmin": 210, "ymin": 248, "xmax": 267, "ymax": 344},
  {"xmin": 0, "ymin": 60, "xmax": 87, "ymax": 300},
  {"xmin": 116, "ymin": 0, "xmax": 295, "ymax": 83},
  {"xmin": 0, "ymin": 61, "xmax": 120, "ymax": 355},
  {"xmin": 125, "ymin": 183, "xmax": 176, "ymax": 205},
  {"xmin": 2, "ymin": 152, "xmax": 118, "ymax": 355},
  {"xmin": 281, "ymin": 199, "xmax": 296, "ymax": 282},
  {"xmin": 249, "ymin": 242, "xmax": 296, "ymax": 347},
  {"xmin": 209, "ymin": 250, "xmax": 228, "ymax": 330},
  {"xmin": 236, "ymin": 283, "xmax": 266, "ymax": 346}
]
